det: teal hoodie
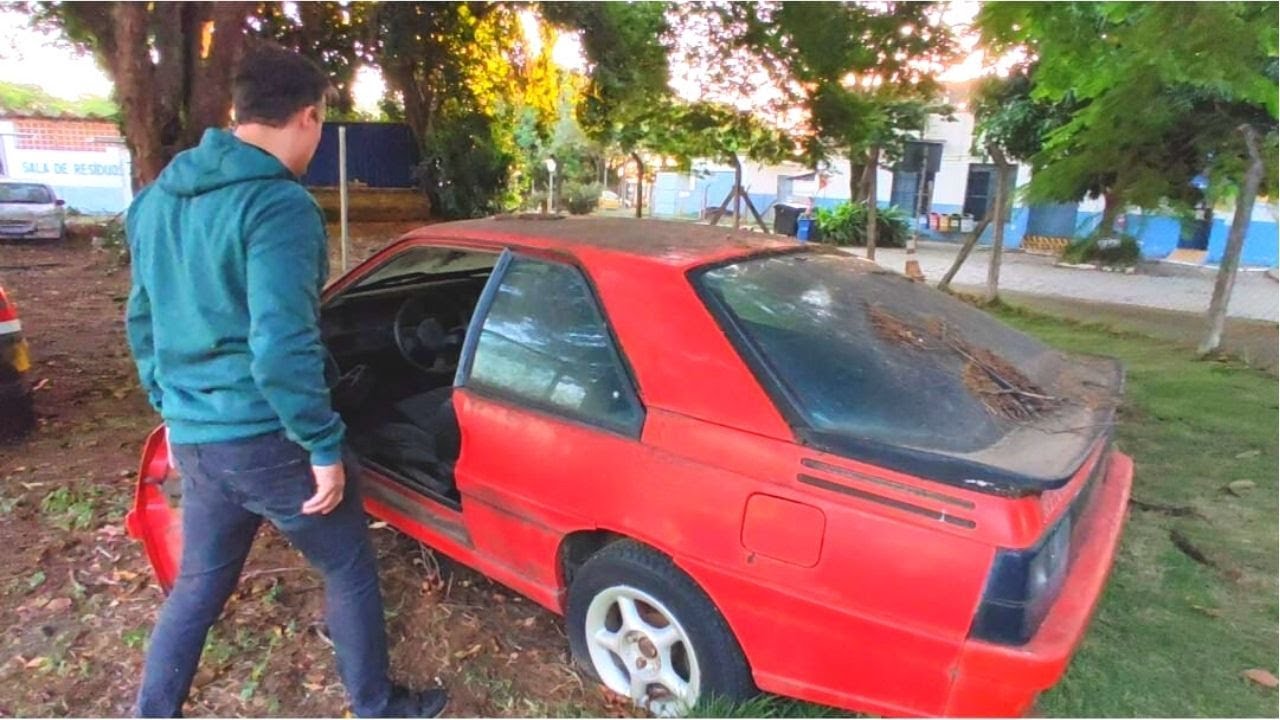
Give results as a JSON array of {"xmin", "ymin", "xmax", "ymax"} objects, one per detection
[{"xmin": 125, "ymin": 129, "xmax": 345, "ymax": 465}]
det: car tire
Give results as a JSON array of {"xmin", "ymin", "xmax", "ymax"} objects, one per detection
[
  {"xmin": 0, "ymin": 392, "xmax": 35, "ymax": 442},
  {"xmin": 566, "ymin": 540, "xmax": 755, "ymax": 717}
]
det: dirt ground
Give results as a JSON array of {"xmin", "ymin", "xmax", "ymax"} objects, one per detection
[{"xmin": 0, "ymin": 224, "xmax": 633, "ymax": 718}]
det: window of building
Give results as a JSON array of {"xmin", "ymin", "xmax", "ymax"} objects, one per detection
[{"xmin": 890, "ymin": 141, "xmax": 942, "ymax": 214}]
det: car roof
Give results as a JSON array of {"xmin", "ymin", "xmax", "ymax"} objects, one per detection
[{"xmin": 406, "ymin": 216, "xmax": 798, "ymax": 270}]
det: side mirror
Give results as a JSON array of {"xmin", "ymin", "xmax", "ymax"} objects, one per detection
[{"xmin": 54, "ymin": 199, "xmax": 65, "ymax": 207}]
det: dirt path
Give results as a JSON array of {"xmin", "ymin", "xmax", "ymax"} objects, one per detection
[{"xmin": 0, "ymin": 230, "xmax": 629, "ymax": 718}]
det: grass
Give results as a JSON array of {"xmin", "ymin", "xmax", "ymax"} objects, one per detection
[
  {"xmin": 993, "ymin": 304, "xmax": 1279, "ymax": 717},
  {"xmin": 707, "ymin": 303, "xmax": 1278, "ymax": 717}
]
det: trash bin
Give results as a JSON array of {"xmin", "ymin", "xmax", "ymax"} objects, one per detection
[
  {"xmin": 960, "ymin": 215, "xmax": 975, "ymax": 233},
  {"xmin": 796, "ymin": 216, "xmax": 813, "ymax": 242},
  {"xmin": 773, "ymin": 203, "xmax": 805, "ymax": 236}
]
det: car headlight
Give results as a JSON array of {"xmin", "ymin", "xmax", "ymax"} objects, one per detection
[{"xmin": 969, "ymin": 516, "xmax": 1073, "ymax": 645}]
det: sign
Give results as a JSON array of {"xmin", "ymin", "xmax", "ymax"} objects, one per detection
[{"xmin": 5, "ymin": 148, "xmax": 129, "ymax": 188}]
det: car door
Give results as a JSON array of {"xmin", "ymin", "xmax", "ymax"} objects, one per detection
[{"xmin": 450, "ymin": 252, "xmax": 653, "ymax": 604}]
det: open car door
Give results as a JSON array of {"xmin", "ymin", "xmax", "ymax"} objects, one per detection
[{"xmin": 125, "ymin": 426, "xmax": 180, "ymax": 592}]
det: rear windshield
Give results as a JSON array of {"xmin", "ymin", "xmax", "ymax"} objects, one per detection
[
  {"xmin": 695, "ymin": 250, "xmax": 1116, "ymax": 471},
  {"xmin": 0, "ymin": 184, "xmax": 53, "ymax": 204}
]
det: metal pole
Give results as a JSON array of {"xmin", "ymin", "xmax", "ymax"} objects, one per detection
[{"xmin": 338, "ymin": 126, "xmax": 350, "ymax": 272}]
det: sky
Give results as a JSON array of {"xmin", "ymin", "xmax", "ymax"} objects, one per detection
[{"xmin": 0, "ymin": 4, "xmax": 994, "ymax": 111}]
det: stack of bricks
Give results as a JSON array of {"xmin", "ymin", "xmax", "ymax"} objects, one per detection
[{"xmin": 12, "ymin": 118, "xmax": 122, "ymax": 153}]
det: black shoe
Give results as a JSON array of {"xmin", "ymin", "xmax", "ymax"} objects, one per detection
[{"xmin": 384, "ymin": 685, "xmax": 448, "ymax": 718}]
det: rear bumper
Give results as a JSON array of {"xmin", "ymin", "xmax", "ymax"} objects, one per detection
[{"xmin": 944, "ymin": 451, "xmax": 1134, "ymax": 716}]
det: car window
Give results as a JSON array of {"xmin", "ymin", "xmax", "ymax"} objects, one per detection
[
  {"xmin": 466, "ymin": 256, "xmax": 644, "ymax": 435},
  {"xmin": 696, "ymin": 250, "xmax": 1065, "ymax": 454},
  {"xmin": 0, "ymin": 184, "xmax": 53, "ymax": 204},
  {"xmin": 351, "ymin": 246, "xmax": 498, "ymax": 289}
]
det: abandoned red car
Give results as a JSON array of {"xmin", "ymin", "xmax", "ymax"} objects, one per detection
[{"xmin": 127, "ymin": 217, "xmax": 1133, "ymax": 717}]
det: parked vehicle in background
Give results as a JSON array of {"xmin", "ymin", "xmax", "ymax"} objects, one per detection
[
  {"xmin": 0, "ymin": 181, "xmax": 67, "ymax": 241},
  {"xmin": 598, "ymin": 189, "xmax": 622, "ymax": 210},
  {"xmin": 0, "ymin": 286, "xmax": 35, "ymax": 440},
  {"xmin": 126, "ymin": 217, "xmax": 1134, "ymax": 717}
]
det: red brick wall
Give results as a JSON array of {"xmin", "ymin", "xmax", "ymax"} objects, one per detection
[{"xmin": 11, "ymin": 118, "xmax": 122, "ymax": 152}]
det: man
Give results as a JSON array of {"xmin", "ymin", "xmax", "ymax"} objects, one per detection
[{"xmin": 125, "ymin": 44, "xmax": 447, "ymax": 718}]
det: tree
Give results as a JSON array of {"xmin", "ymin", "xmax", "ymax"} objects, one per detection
[
  {"xmin": 543, "ymin": 1, "xmax": 674, "ymax": 217},
  {"xmin": 697, "ymin": 2, "xmax": 954, "ymax": 257},
  {"xmin": 251, "ymin": 2, "xmax": 365, "ymax": 116},
  {"xmin": 979, "ymin": 1, "xmax": 1278, "ymax": 353},
  {"xmin": 664, "ymin": 101, "xmax": 798, "ymax": 230},
  {"xmin": 0, "ymin": 81, "xmax": 117, "ymax": 120},
  {"xmin": 939, "ymin": 69, "xmax": 1072, "ymax": 294},
  {"xmin": 27, "ymin": 1, "xmax": 252, "ymax": 188}
]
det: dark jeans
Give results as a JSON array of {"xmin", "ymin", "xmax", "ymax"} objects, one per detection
[{"xmin": 136, "ymin": 431, "xmax": 393, "ymax": 717}]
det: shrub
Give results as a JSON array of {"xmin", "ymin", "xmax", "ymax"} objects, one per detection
[
  {"xmin": 1061, "ymin": 233, "xmax": 1141, "ymax": 267},
  {"xmin": 812, "ymin": 201, "xmax": 910, "ymax": 247},
  {"xmin": 562, "ymin": 182, "xmax": 602, "ymax": 215}
]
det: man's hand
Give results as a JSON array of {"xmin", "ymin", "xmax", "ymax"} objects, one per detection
[{"xmin": 302, "ymin": 462, "xmax": 345, "ymax": 515}]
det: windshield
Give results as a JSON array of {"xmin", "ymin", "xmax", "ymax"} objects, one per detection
[
  {"xmin": 696, "ymin": 250, "xmax": 1120, "ymax": 484},
  {"xmin": 0, "ymin": 184, "xmax": 54, "ymax": 204},
  {"xmin": 350, "ymin": 246, "xmax": 498, "ymax": 290}
]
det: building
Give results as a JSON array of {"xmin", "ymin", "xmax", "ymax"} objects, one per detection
[
  {"xmin": 0, "ymin": 115, "xmax": 132, "ymax": 214},
  {"xmin": 650, "ymin": 87, "xmax": 1279, "ymax": 268}
]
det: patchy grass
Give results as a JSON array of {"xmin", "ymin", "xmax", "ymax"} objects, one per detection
[{"xmin": 992, "ymin": 303, "xmax": 1279, "ymax": 717}]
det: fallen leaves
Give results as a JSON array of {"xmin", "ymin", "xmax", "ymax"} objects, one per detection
[{"xmin": 1243, "ymin": 669, "xmax": 1279, "ymax": 689}]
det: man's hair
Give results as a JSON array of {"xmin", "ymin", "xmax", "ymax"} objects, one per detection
[{"xmin": 232, "ymin": 43, "xmax": 333, "ymax": 127}]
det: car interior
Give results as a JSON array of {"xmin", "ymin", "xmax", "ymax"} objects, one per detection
[{"xmin": 320, "ymin": 247, "xmax": 500, "ymax": 506}]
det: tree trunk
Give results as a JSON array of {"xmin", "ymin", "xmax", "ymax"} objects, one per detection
[
  {"xmin": 848, "ymin": 159, "xmax": 865, "ymax": 205},
  {"xmin": 938, "ymin": 206, "xmax": 994, "ymax": 292},
  {"xmin": 113, "ymin": 2, "xmax": 164, "ymax": 189},
  {"xmin": 865, "ymin": 146, "xmax": 880, "ymax": 261},
  {"xmin": 186, "ymin": 3, "xmax": 249, "ymax": 147},
  {"xmin": 1199, "ymin": 125, "xmax": 1264, "ymax": 356},
  {"xmin": 91, "ymin": 2, "xmax": 247, "ymax": 189},
  {"xmin": 1099, "ymin": 189, "xmax": 1123, "ymax": 236},
  {"xmin": 985, "ymin": 145, "xmax": 1013, "ymax": 304},
  {"xmin": 631, "ymin": 151, "xmax": 645, "ymax": 218}
]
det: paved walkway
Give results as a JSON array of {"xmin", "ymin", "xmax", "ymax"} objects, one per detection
[{"xmin": 861, "ymin": 243, "xmax": 1278, "ymax": 322}]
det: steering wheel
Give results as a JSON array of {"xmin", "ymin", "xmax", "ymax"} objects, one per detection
[{"xmin": 394, "ymin": 294, "xmax": 466, "ymax": 374}]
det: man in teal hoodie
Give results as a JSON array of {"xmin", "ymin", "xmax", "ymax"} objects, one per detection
[{"xmin": 126, "ymin": 44, "xmax": 446, "ymax": 718}]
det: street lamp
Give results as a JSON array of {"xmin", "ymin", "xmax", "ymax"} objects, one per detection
[{"xmin": 545, "ymin": 157, "xmax": 557, "ymax": 213}]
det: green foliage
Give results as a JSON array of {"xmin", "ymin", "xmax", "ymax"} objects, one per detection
[
  {"xmin": 542, "ymin": 2, "xmax": 673, "ymax": 152},
  {"xmin": 1061, "ymin": 233, "xmax": 1141, "ymax": 267},
  {"xmin": 660, "ymin": 101, "xmax": 798, "ymax": 168},
  {"xmin": 971, "ymin": 69, "xmax": 1074, "ymax": 162},
  {"xmin": 813, "ymin": 202, "xmax": 909, "ymax": 248},
  {"xmin": 250, "ymin": 2, "xmax": 366, "ymax": 115},
  {"xmin": 415, "ymin": 104, "xmax": 511, "ymax": 220},
  {"xmin": 683, "ymin": 1, "xmax": 955, "ymax": 179},
  {"xmin": 978, "ymin": 2, "xmax": 1279, "ymax": 214},
  {"xmin": 0, "ymin": 81, "xmax": 116, "ymax": 120},
  {"xmin": 40, "ymin": 486, "xmax": 96, "ymax": 531},
  {"xmin": 561, "ymin": 182, "xmax": 602, "ymax": 215}
]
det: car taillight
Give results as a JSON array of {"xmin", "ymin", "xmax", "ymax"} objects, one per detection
[
  {"xmin": 969, "ymin": 516, "xmax": 1073, "ymax": 645},
  {"xmin": 969, "ymin": 452, "xmax": 1108, "ymax": 645},
  {"xmin": 0, "ymin": 287, "xmax": 20, "ymax": 329}
]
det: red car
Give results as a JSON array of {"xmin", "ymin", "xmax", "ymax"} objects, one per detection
[
  {"xmin": 128, "ymin": 217, "xmax": 1133, "ymax": 717},
  {"xmin": 0, "ymin": 286, "xmax": 35, "ymax": 440}
]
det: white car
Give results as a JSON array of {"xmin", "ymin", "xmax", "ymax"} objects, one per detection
[{"xmin": 0, "ymin": 181, "xmax": 66, "ymax": 240}]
